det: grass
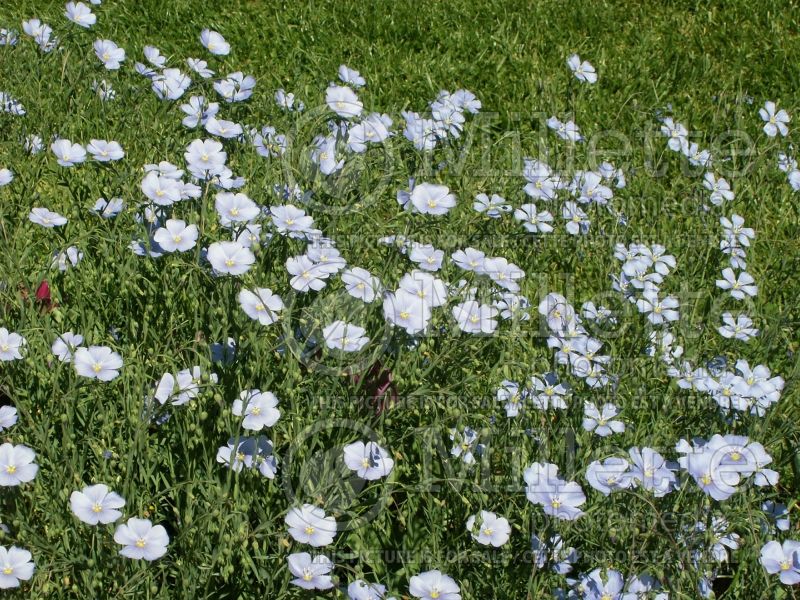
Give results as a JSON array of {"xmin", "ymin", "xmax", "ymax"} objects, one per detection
[{"xmin": 1, "ymin": 0, "xmax": 799, "ymax": 598}]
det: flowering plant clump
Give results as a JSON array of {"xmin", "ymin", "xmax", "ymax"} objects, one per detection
[{"xmin": 0, "ymin": 1, "xmax": 798, "ymax": 598}]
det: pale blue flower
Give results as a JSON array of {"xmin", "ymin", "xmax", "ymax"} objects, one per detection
[
  {"xmin": 114, "ymin": 518, "xmax": 169, "ymax": 560},
  {"xmin": 94, "ymin": 39, "xmax": 125, "ymax": 69},
  {"xmin": 70, "ymin": 484, "xmax": 125, "ymax": 525},
  {"xmin": 200, "ymin": 29, "xmax": 230, "ymax": 55}
]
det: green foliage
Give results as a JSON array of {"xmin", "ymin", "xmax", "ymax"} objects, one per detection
[{"xmin": 0, "ymin": 1, "xmax": 799, "ymax": 599}]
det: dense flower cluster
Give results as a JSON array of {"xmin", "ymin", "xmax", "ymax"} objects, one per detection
[{"xmin": 0, "ymin": 4, "xmax": 795, "ymax": 598}]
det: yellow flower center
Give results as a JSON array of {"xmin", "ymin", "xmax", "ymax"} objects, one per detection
[
  {"xmin": 2, "ymin": 568, "xmax": 11, "ymax": 575},
  {"xmin": 92, "ymin": 363, "xmax": 102, "ymax": 373},
  {"xmin": 5, "ymin": 465, "xmax": 16, "ymax": 474},
  {"xmin": 135, "ymin": 538, "xmax": 146, "ymax": 548},
  {"xmin": 225, "ymin": 259, "xmax": 235, "ymax": 267},
  {"xmin": 254, "ymin": 303, "xmax": 265, "ymax": 311},
  {"xmin": 304, "ymin": 526, "xmax": 315, "ymax": 535},
  {"xmin": 399, "ymin": 311, "xmax": 410, "ymax": 320},
  {"xmin": 92, "ymin": 503, "xmax": 103, "ymax": 513}
]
